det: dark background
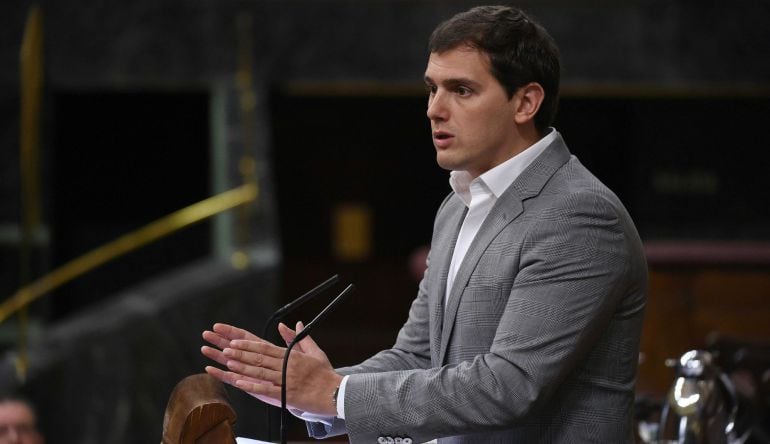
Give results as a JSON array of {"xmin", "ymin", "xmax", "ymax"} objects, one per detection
[{"xmin": 0, "ymin": 0, "xmax": 769, "ymax": 442}]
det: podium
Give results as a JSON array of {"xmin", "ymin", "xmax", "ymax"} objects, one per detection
[{"xmin": 161, "ymin": 374, "xmax": 237, "ymax": 444}]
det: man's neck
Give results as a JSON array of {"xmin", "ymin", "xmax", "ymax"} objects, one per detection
[{"xmin": 514, "ymin": 124, "xmax": 542, "ymax": 155}]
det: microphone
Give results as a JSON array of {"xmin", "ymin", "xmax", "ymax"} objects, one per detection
[
  {"xmin": 261, "ymin": 274, "xmax": 339, "ymax": 340},
  {"xmin": 261, "ymin": 274, "xmax": 339, "ymax": 441},
  {"xmin": 280, "ymin": 283, "xmax": 356, "ymax": 444}
]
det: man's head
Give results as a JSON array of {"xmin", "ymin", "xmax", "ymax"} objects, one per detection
[
  {"xmin": 0, "ymin": 398, "xmax": 43, "ymax": 444},
  {"xmin": 429, "ymin": 5, "xmax": 561, "ymax": 134}
]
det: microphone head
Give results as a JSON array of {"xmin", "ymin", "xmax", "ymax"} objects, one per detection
[
  {"xmin": 274, "ymin": 274, "xmax": 339, "ymax": 318},
  {"xmin": 291, "ymin": 283, "xmax": 355, "ymax": 345}
]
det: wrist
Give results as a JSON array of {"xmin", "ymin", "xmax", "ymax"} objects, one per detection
[
  {"xmin": 331, "ymin": 384, "xmax": 340, "ymax": 408},
  {"xmin": 329, "ymin": 372, "xmax": 342, "ymax": 416},
  {"xmin": 323, "ymin": 372, "xmax": 344, "ymax": 416}
]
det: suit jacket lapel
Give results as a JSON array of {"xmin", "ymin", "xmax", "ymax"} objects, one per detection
[
  {"xmin": 438, "ymin": 134, "xmax": 573, "ymax": 365},
  {"xmin": 427, "ymin": 198, "xmax": 466, "ymax": 366}
]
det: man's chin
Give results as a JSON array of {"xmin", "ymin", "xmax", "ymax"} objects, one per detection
[{"xmin": 435, "ymin": 153, "xmax": 460, "ymax": 172}]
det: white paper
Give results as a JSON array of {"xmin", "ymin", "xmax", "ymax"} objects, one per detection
[{"xmin": 236, "ymin": 437, "xmax": 273, "ymax": 444}]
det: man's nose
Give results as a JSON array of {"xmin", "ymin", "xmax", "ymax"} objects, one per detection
[{"xmin": 426, "ymin": 91, "xmax": 448, "ymax": 121}]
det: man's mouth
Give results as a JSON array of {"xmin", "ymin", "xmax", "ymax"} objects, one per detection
[{"xmin": 433, "ymin": 131, "xmax": 455, "ymax": 148}]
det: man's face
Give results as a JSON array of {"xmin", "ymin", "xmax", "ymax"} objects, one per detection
[
  {"xmin": 424, "ymin": 47, "xmax": 522, "ymax": 178},
  {"xmin": 0, "ymin": 402, "xmax": 43, "ymax": 444}
]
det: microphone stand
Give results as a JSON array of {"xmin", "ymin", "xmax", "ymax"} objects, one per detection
[
  {"xmin": 280, "ymin": 284, "xmax": 355, "ymax": 444},
  {"xmin": 261, "ymin": 274, "xmax": 338, "ymax": 441}
]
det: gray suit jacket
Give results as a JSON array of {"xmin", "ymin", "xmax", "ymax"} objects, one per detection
[{"xmin": 310, "ymin": 134, "xmax": 648, "ymax": 443}]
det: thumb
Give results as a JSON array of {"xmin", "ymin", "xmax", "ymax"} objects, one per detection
[
  {"xmin": 295, "ymin": 321, "xmax": 323, "ymax": 355},
  {"xmin": 277, "ymin": 322, "xmax": 296, "ymax": 346}
]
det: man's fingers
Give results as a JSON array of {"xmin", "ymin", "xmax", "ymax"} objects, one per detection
[
  {"xmin": 223, "ymin": 346, "xmax": 283, "ymax": 371},
  {"xmin": 201, "ymin": 345, "xmax": 229, "ymax": 367},
  {"xmin": 277, "ymin": 322, "xmax": 297, "ymax": 346},
  {"xmin": 206, "ymin": 365, "xmax": 283, "ymax": 408},
  {"xmin": 279, "ymin": 321, "xmax": 322, "ymax": 356},
  {"xmin": 230, "ymin": 339, "xmax": 286, "ymax": 359},
  {"xmin": 202, "ymin": 330, "xmax": 230, "ymax": 351},
  {"xmin": 226, "ymin": 359, "xmax": 282, "ymax": 385},
  {"xmin": 212, "ymin": 323, "xmax": 261, "ymax": 341},
  {"xmin": 235, "ymin": 379, "xmax": 282, "ymax": 400},
  {"xmin": 203, "ymin": 324, "xmax": 290, "ymax": 409},
  {"xmin": 205, "ymin": 365, "xmax": 242, "ymax": 387},
  {"xmin": 205, "ymin": 365, "xmax": 271, "ymax": 388},
  {"xmin": 204, "ymin": 324, "xmax": 264, "ymax": 353},
  {"xmin": 296, "ymin": 321, "xmax": 323, "ymax": 354}
]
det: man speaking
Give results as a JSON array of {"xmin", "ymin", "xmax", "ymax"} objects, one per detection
[{"xmin": 202, "ymin": 5, "xmax": 648, "ymax": 443}]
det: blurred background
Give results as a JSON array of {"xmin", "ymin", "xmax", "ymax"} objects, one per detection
[{"xmin": 1, "ymin": 0, "xmax": 769, "ymax": 442}]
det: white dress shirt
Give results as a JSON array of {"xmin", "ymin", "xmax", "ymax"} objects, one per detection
[{"xmin": 445, "ymin": 129, "xmax": 557, "ymax": 302}]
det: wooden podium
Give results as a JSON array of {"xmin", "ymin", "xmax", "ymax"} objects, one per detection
[{"xmin": 161, "ymin": 374, "xmax": 237, "ymax": 444}]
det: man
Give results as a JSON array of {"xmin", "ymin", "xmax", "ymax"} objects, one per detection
[
  {"xmin": 202, "ymin": 5, "xmax": 647, "ymax": 443},
  {"xmin": 0, "ymin": 398, "xmax": 44, "ymax": 444}
]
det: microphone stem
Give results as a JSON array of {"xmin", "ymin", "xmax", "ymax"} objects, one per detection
[
  {"xmin": 263, "ymin": 274, "xmax": 338, "ymax": 441},
  {"xmin": 279, "ymin": 284, "xmax": 355, "ymax": 444},
  {"xmin": 280, "ymin": 343, "xmax": 293, "ymax": 444}
]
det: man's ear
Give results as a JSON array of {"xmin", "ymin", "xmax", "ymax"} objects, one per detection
[{"xmin": 513, "ymin": 82, "xmax": 545, "ymax": 125}]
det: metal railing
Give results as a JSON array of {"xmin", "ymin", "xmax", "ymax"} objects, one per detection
[{"xmin": 0, "ymin": 183, "xmax": 258, "ymax": 326}]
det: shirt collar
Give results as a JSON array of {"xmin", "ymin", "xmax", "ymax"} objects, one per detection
[{"xmin": 449, "ymin": 128, "xmax": 558, "ymax": 207}]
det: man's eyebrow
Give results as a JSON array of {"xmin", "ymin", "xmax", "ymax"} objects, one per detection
[{"xmin": 423, "ymin": 75, "xmax": 480, "ymax": 88}]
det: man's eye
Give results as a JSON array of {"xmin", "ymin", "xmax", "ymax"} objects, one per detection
[
  {"xmin": 425, "ymin": 85, "xmax": 437, "ymax": 95},
  {"xmin": 457, "ymin": 86, "xmax": 472, "ymax": 96}
]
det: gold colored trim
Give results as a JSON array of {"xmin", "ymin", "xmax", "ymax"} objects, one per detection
[
  {"xmin": 0, "ymin": 183, "xmax": 258, "ymax": 325},
  {"xmin": 20, "ymin": 6, "xmax": 43, "ymax": 232},
  {"xmin": 20, "ymin": 5, "xmax": 44, "ymax": 230},
  {"xmin": 17, "ymin": 3, "xmax": 44, "ymax": 382},
  {"xmin": 235, "ymin": 12, "xmax": 259, "ymax": 248}
]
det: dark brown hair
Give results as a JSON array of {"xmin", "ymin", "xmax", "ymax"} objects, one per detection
[{"xmin": 429, "ymin": 5, "xmax": 561, "ymax": 133}]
